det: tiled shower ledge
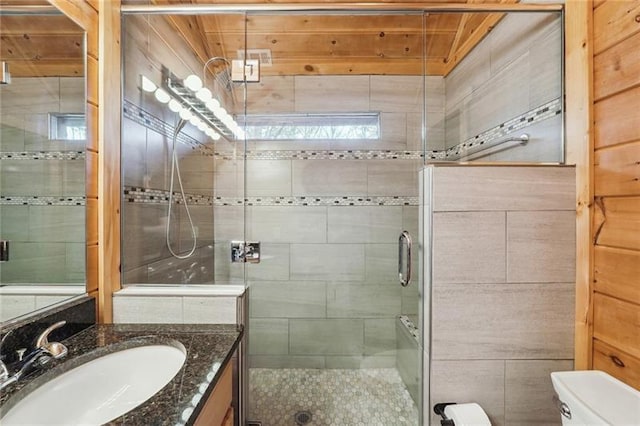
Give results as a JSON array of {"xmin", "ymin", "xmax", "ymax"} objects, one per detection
[{"xmin": 115, "ymin": 284, "xmax": 245, "ymax": 297}]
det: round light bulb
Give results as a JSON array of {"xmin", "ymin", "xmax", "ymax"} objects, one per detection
[
  {"xmin": 168, "ymin": 99, "xmax": 182, "ymax": 112},
  {"xmin": 211, "ymin": 131, "xmax": 221, "ymax": 140},
  {"xmin": 214, "ymin": 107, "xmax": 227, "ymax": 119},
  {"xmin": 196, "ymin": 87, "xmax": 212, "ymax": 102},
  {"xmin": 206, "ymin": 99, "xmax": 220, "ymax": 112},
  {"xmin": 154, "ymin": 88, "xmax": 171, "ymax": 104},
  {"xmin": 196, "ymin": 121, "xmax": 207, "ymax": 132},
  {"xmin": 189, "ymin": 116, "xmax": 201, "ymax": 127},
  {"xmin": 141, "ymin": 75, "xmax": 157, "ymax": 93},
  {"xmin": 183, "ymin": 74, "xmax": 203, "ymax": 92},
  {"xmin": 179, "ymin": 109, "xmax": 192, "ymax": 120}
]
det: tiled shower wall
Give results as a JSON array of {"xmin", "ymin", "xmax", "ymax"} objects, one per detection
[
  {"xmin": 121, "ymin": 15, "xmax": 233, "ymax": 285},
  {"xmin": 445, "ymin": 12, "xmax": 563, "ymax": 161},
  {"xmin": 426, "ymin": 166, "xmax": 575, "ymax": 426},
  {"xmin": 0, "ymin": 77, "xmax": 86, "ymax": 284},
  {"xmin": 242, "ymin": 75, "xmax": 441, "ymax": 369}
]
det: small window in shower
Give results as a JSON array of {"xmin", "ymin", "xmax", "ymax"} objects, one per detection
[
  {"xmin": 242, "ymin": 112, "xmax": 380, "ymax": 140},
  {"xmin": 49, "ymin": 113, "xmax": 86, "ymax": 141}
]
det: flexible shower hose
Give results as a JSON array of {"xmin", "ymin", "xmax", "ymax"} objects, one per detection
[{"xmin": 166, "ymin": 119, "xmax": 197, "ymax": 259}]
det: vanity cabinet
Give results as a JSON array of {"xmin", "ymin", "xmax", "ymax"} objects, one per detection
[{"xmin": 195, "ymin": 362, "xmax": 234, "ymax": 426}]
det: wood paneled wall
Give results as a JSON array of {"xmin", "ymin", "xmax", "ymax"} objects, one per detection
[
  {"xmin": 48, "ymin": 0, "xmax": 121, "ymax": 322},
  {"xmin": 590, "ymin": 0, "xmax": 640, "ymax": 390}
]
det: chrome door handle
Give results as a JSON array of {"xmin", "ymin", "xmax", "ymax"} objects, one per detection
[{"xmin": 398, "ymin": 231, "xmax": 412, "ymax": 287}]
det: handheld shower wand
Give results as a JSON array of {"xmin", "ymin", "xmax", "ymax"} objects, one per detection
[{"xmin": 166, "ymin": 119, "xmax": 197, "ymax": 259}]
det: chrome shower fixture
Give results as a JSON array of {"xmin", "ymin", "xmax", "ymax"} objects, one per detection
[
  {"xmin": 139, "ymin": 67, "xmax": 244, "ymax": 141},
  {"xmin": 203, "ymin": 56, "xmax": 233, "ymax": 92}
]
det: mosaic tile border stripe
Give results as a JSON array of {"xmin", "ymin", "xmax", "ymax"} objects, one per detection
[
  {"xmin": 0, "ymin": 196, "xmax": 86, "ymax": 206},
  {"xmin": 123, "ymin": 100, "xmax": 212, "ymax": 155},
  {"xmin": 243, "ymin": 149, "xmax": 445, "ymax": 161},
  {"xmin": 233, "ymin": 195, "xmax": 419, "ymax": 207},
  {"xmin": 124, "ymin": 187, "xmax": 418, "ymax": 207},
  {"xmin": 124, "ymin": 96, "xmax": 560, "ymax": 162},
  {"xmin": 124, "ymin": 187, "xmax": 213, "ymax": 206},
  {"xmin": 0, "ymin": 151, "xmax": 85, "ymax": 161}
]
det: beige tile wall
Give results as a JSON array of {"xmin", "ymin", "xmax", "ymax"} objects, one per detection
[
  {"xmin": 241, "ymin": 75, "xmax": 433, "ymax": 369},
  {"xmin": 426, "ymin": 165, "xmax": 575, "ymax": 426},
  {"xmin": 0, "ymin": 76, "xmax": 86, "ymax": 284},
  {"xmin": 120, "ymin": 17, "xmax": 438, "ymax": 370},
  {"xmin": 120, "ymin": 15, "xmax": 225, "ymax": 285},
  {"xmin": 444, "ymin": 12, "xmax": 563, "ymax": 162}
]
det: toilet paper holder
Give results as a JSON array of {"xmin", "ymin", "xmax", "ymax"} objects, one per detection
[
  {"xmin": 434, "ymin": 402, "xmax": 457, "ymax": 426},
  {"xmin": 434, "ymin": 402, "xmax": 492, "ymax": 426}
]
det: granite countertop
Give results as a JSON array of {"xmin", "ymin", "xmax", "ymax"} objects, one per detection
[{"xmin": 0, "ymin": 323, "xmax": 243, "ymax": 426}]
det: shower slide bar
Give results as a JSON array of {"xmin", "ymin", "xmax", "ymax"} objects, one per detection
[{"xmin": 459, "ymin": 133, "xmax": 530, "ymax": 161}]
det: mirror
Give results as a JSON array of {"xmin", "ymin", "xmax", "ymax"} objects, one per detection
[{"xmin": 0, "ymin": 6, "xmax": 87, "ymax": 323}]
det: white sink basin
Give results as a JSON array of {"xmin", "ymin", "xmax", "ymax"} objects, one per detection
[{"xmin": 1, "ymin": 343, "xmax": 187, "ymax": 425}]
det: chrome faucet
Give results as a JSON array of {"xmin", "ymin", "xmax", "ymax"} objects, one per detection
[{"xmin": 0, "ymin": 321, "xmax": 68, "ymax": 391}]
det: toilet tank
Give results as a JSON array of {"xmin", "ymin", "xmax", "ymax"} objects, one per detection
[{"xmin": 551, "ymin": 370, "xmax": 640, "ymax": 425}]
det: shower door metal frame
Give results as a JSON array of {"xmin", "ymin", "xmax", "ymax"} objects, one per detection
[{"xmin": 121, "ymin": 3, "xmax": 562, "ymax": 14}]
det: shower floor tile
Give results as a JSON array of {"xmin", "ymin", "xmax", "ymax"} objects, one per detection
[{"xmin": 248, "ymin": 368, "xmax": 419, "ymax": 426}]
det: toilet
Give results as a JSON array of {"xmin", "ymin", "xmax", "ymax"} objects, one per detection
[
  {"xmin": 434, "ymin": 402, "xmax": 492, "ymax": 425},
  {"xmin": 551, "ymin": 370, "xmax": 640, "ymax": 425}
]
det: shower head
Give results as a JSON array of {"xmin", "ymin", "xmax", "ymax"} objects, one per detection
[{"xmin": 203, "ymin": 56, "xmax": 234, "ymax": 97}]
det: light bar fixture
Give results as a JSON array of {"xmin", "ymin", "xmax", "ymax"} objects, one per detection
[{"xmin": 138, "ymin": 67, "xmax": 244, "ymax": 142}]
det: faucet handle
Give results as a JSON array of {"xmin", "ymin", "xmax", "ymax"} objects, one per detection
[{"xmin": 36, "ymin": 321, "xmax": 68, "ymax": 359}]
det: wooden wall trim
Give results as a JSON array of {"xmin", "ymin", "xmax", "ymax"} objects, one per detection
[
  {"xmin": 47, "ymin": 0, "xmax": 101, "ymax": 313},
  {"xmin": 98, "ymin": 0, "xmax": 121, "ymax": 323},
  {"xmin": 565, "ymin": 0, "xmax": 594, "ymax": 370},
  {"xmin": 591, "ymin": 0, "xmax": 640, "ymax": 389}
]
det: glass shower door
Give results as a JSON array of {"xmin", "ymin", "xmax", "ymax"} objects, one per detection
[{"xmin": 242, "ymin": 11, "xmax": 425, "ymax": 425}]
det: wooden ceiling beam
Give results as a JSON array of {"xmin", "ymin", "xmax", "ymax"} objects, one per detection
[
  {"xmin": 0, "ymin": 15, "xmax": 83, "ymax": 35},
  {"xmin": 152, "ymin": 0, "xmax": 212, "ymax": 66},
  {"xmin": 208, "ymin": 14, "xmax": 458, "ymax": 34},
  {"xmin": 443, "ymin": 0, "xmax": 518, "ymax": 76},
  {"xmin": 1, "ymin": 34, "xmax": 84, "ymax": 60},
  {"xmin": 444, "ymin": 0, "xmax": 478, "ymax": 66},
  {"xmin": 259, "ymin": 57, "xmax": 446, "ymax": 76},
  {"xmin": 205, "ymin": 32, "xmax": 444, "ymax": 59},
  {"xmin": 7, "ymin": 60, "xmax": 84, "ymax": 77}
]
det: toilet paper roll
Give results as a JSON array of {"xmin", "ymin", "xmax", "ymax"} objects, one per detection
[{"xmin": 444, "ymin": 403, "xmax": 492, "ymax": 426}]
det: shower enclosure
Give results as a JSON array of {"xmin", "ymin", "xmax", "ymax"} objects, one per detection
[
  {"xmin": 120, "ymin": 4, "xmax": 565, "ymax": 425},
  {"xmin": 121, "ymin": 8, "xmax": 428, "ymax": 424},
  {"xmin": 242, "ymin": 12, "xmax": 428, "ymax": 425}
]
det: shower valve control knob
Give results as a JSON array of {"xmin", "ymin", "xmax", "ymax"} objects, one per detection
[{"xmin": 231, "ymin": 241, "xmax": 261, "ymax": 263}]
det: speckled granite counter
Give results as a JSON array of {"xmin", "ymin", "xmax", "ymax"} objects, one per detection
[{"xmin": 0, "ymin": 324, "xmax": 243, "ymax": 426}]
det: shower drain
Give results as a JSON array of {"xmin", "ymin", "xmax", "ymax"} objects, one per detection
[{"xmin": 294, "ymin": 410, "xmax": 312, "ymax": 425}]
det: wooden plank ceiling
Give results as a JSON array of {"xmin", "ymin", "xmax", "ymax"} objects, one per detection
[
  {"xmin": 156, "ymin": 0, "xmax": 516, "ymax": 76},
  {"xmin": 0, "ymin": 8, "xmax": 84, "ymax": 78},
  {"xmin": 0, "ymin": 0, "xmax": 515, "ymax": 78}
]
